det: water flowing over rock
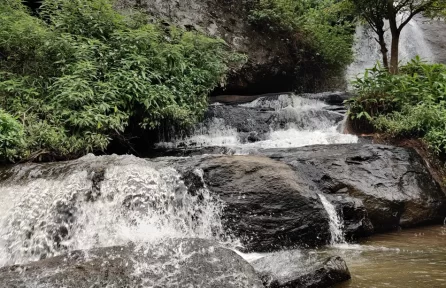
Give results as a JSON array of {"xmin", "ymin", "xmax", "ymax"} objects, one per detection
[
  {"xmin": 346, "ymin": 16, "xmax": 436, "ymax": 81},
  {"xmin": 251, "ymin": 250, "xmax": 351, "ymax": 288},
  {"xmin": 0, "ymin": 155, "xmax": 231, "ymax": 267},
  {"xmin": 417, "ymin": 17, "xmax": 446, "ymax": 64},
  {"xmin": 157, "ymin": 93, "xmax": 358, "ymax": 153},
  {"xmin": 0, "ymin": 238, "xmax": 264, "ymax": 288},
  {"xmin": 318, "ymin": 194, "xmax": 346, "ymax": 245}
]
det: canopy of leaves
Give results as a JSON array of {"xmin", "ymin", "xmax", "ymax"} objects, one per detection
[{"xmin": 0, "ymin": 0, "xmax": 238, "ymax": 162}]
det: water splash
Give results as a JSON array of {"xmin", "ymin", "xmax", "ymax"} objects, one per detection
[
  {"xmin": 0, "ymin": 155, "xmax": 232, "ymax": 267},
  {"xmin": 318, "ymin": 194, "xmax": 346, "ymax": 246}
]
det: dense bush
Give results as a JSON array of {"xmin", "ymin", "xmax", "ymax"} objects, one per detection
[
  {"xmin": 0, "ymin": 109, "xmax": 24, "ymax": 161},
  {"xmin": 347, "ymin": 57, "xmax": 446, "ymax": 155},
  {"xmin": 0, "ymin": 0, "xmax": 239, "ymax": 162},
  {"xmin": 248, "ymin": 0, "xmax": 355, "ymax": 71}
]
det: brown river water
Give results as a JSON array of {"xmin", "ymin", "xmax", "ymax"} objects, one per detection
[{"xmin": 331, "ymin": 225, "xmax": 446, "ymax": 288}]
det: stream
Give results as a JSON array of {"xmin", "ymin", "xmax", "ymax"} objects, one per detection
[{"xmin": 334, "ymin": 225, "xmax": 446, "ymax": 288}]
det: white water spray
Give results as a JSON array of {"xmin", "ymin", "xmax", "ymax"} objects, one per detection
[
  {"xmin": 0, "ymin": 155, "xmax": 233, "ymax": 267},
  {"xmin": 318, "ymin": 194, "xmax": 346, "ymax": 245}
]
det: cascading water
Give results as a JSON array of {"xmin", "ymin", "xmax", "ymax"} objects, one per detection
[
  {"xmin": 158, "ymin": 93, "xmax": 358, "ymax": 152},
  {"xmin": 318, "ymin": 194, "xmax": 346, "ymax": 246},
  {"xmin": 0, "ymin": 155, "xmax": 233, "ymax": 267},
  {"xmin": 346, "ymin": 16, "xmax": 435, "ymax": 82}
]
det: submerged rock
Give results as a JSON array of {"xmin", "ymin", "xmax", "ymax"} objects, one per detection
[
  {"xmin": 0, "ymin": 238, "xmax": 264, "ymax": 288},
  {"xmin": 251, "ymin": 250, "xmax": 351, "ymax": 288}
]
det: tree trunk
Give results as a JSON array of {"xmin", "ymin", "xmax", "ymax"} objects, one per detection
[
  {"xmin": 387, "ymin": 1, "xmax": 400, "ymax": 74},
  {"xmin": 389, "ymin": 33, "xmax": 400, "ymax": 74},
  {"xmin": 376, "ymin": 28, "xmax": 389, "ymax": 70}
]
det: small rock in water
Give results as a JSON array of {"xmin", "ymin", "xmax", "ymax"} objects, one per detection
[{"xmin": 252, "ymin": 252, "xmax": 351, "ymax": 288}]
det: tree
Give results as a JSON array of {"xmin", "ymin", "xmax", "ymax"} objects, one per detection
[
  {"xmin": 352, "ymin": 1, "xmax": 389, "ymax": 70},
  {"xmin": 351, "ymin": 0, "xmax": 446, "ymax": 74}
]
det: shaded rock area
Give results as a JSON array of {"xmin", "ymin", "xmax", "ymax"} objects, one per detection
[
  {"xmin": 252, "ymin": 250, "xmax": 351, "ymax": 288},
  {"xmin": 0, "ymin": 238, "xmax": 264, "ymax": 288},
  {"xmin": 115, "ymin": 0, "xmax": 343, "ymax": 94},
  {"xmin": 262, "ymin": 144, "xmax": 446, "ymax": 232}
]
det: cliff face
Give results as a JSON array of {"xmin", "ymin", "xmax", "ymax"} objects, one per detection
[{"xmin": 115, "ymin": 0, "xmax": 325, "ymax": 95}]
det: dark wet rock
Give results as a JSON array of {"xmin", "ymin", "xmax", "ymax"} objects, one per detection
[
  {"xmin": 252, "ymin": 251, "xmax": 351, "ymax": 288},
  {"xmin": 0, "ymin": 238, "xmax": 264, "ymax": 288},
  {"xmin": 262, "ymin": 144, "xmax": 446, "ymax": 232},
  {"xmin": 210, "ymin": 93, "xmax": 293, "ymax": 105},
  {"xmin": 300, "ymin": 91, "xmax": 353, "ymax": 105},
  {"xmin": 330, "ymin": 195, "xmax": 374, "ymax": 240},
  {"xmin": 205, "ymin": 105, "xmax": 274, "ymax": 137},
  {"xmin": 199, "ymin": 156, "xmax": 331, "ymax": 252}
]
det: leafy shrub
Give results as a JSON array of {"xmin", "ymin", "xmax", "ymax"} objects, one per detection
[
  {"xmin": 0, "ymin": 0, "xmax": 239, "ymax": 161},
  {"xmin": 348, "ymin": 57, "xmax": 446, "ymax": 155},
  {"xmin": 0, "ymin": 109, "xmax": 24, "ymax": 162}
]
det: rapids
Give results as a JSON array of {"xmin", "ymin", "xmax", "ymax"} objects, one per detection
[{"xmin": 157, "ymin": 93, "xmax": 358, "ymax": 152}]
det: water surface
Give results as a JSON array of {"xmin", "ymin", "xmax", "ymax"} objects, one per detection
[{"xmin": 333, "ymin": 225, "xmax": 446, "ymax": 288}]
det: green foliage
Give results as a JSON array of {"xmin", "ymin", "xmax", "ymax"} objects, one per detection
[
  {"xmin": 348, "ymin": 57, "xmax": 446, "ymax": 155},
  {"xmin": 0, "ymin": 109, "xmax": 24, "ymax": 162},
  {"xmin": 0, "ymin": 0, "xmax": 237, "ymax": 162},
  {"xmin": 248, "ymin": 0, "xmax": 355, "ymax": 70}
]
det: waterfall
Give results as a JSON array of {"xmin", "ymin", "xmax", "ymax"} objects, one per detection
[
  {"xmin": 346, "ymin": 16, "xmax": 435, "ymax": 82},
  {"xmin": 157, "ymin": 93, "xmax": 358, "ymax": 152},
  {"xmin": 0, "ymin": 155, "xmax": 233, "ymax": 267},
  {"xmin": 318, "ymin": 194, "xmax": 346, "ymax": 245}
]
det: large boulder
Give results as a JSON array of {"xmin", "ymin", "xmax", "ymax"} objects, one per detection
[
  {"xmin": 199, "ymin": 156, "xmax": 332, "ymax": 252},
  {"xmin": 263, "ymin": 144, "xmax": 446, "ymax": 232},
  {"xmin": 0, "ymin": 238, "xmax": 264, "ymax": 288},
  {"xmin": 252, "ymin": 250, "xmax": 351, "ymax": 288}
]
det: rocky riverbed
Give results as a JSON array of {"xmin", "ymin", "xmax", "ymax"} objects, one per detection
[{"xmin": 0, "ymin": 93, "xmax": 445, "ymax": 287}]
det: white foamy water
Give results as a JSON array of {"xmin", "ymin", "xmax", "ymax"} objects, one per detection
[
  {"xmin": 318, "ymin": 194, "xmax": 346, "ymax": 246},
  {"xmin": 158, "ymin": 94, "xmax": 358, "ymax": 151},
  {"xmin": 347, "ymin": 16, "xmax": 434, "ymax": 82},
  {"xmin": 0, "ymin": 155, "xmax": 233, "ymax": 267}
]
